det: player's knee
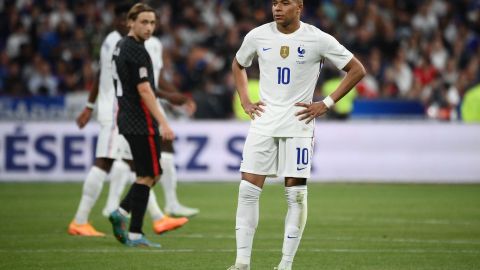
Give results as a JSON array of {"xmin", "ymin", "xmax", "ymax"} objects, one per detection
[
  {"xmin": 94, "ymin": 158, "xmax": 114, "ymax": 172},
  {"xmin": 160, "ymin": 140, "xmax": 174, "ymax": 153},
  {"xmin": 135, "ymin": 176, "xmax": 155, "ymax": 187},
  {"xmin": 285, "ymin": 177, "xmax": 307, "ymax": 187},
  {"xmin": 123, "ymin": 159, "xmax": 135, "ymax": 172}
]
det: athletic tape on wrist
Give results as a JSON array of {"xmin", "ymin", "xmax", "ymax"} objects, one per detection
[{"xmin": 322, "ymin": 96, "xmax": 335, "ymax": 109}]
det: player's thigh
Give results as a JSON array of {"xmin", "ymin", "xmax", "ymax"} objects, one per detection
[
  {"xmin": 277, "ymin": 137, "xmax": 314, "ymax": 178},
  {"xmin": 96, "ymin": 121, "xmax": 121, "ymax": 159},
  {"xmin": 240, "ymin": 132, "xmax": 278, "ymax": 176},
  {"xmin": 160, "ymin": 139, "xmax": 174, "ymax": 153},
  {"xmin": 123, "ymin": 134, "xmax": 162, "ymax": 179},
  {"xmin": 116, "ymin": 134, "xmax": 133, "ymax": 161}
]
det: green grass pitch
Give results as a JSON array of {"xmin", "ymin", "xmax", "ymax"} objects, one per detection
[{"xmin": 0, "ymin": 182, "xmax": 479, "ymax": 270}]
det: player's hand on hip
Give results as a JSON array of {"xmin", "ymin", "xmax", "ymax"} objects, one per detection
[
  {"xmin": 161, "ymin": 125, "xmax": 175, "ymax": 141},
  {"xmin": 76, "ymin": 108, "xmax": 92, "ymax": 129},
  {"xmin": 242, "ymin": 101, "xmax": 266, "ymax": 120},
  {"xmin": 295, "ymin": 102, "xmax": 329, "ymax": 124}
]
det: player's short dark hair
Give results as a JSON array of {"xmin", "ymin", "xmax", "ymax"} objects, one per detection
[
  {"xmin": 127, "ymin": 3, "xmax": 156, "ymax": 21},
  {"xmin": 114, "ymin": 2, "xmax": 131, "ymax": 17}
]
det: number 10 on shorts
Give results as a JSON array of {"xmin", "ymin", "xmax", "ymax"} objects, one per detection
[{"xmin": 296, "ymin": 147, "xmax": 309, "ymax": 165}]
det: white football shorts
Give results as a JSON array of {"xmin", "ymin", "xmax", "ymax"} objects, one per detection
[
  {"xmin": 240, "ymin": 132, "xmax": 314, "ymax": 178},
  {"xmin": 115, "ymin": 133, "xmax": 133, "ymax": 161},
  {"xmin": 95, "ymin": 121, "xmax": 132, "ymax": 160}
]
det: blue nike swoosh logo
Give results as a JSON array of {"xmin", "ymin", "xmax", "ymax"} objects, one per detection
[
  {"xmin": 297, "ymin": 167, "xmax": 307, "ymax": 171},
  {"xmin": 287, "ymin": 235, "xmax": 298, "ymax": 239},
  {"xmin": 262, "ymin": 48, "xmax": 272, "ymax": 51}
]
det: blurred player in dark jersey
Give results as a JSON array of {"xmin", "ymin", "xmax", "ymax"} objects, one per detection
[{"xmin": 108, "ymin": 3, "xmax": 174, "ymax": 247}]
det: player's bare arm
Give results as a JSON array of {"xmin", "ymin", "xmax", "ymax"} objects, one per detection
[
  {"xmin": 76, "ymin": 71, "xmax": 100, "ymax": 128},
  {"xmin": 156, "ymin": 90, "xmax": 188, "ymax": 105},
  {"xmin": 295, "ymin": 56, "xmax": 366, "ymax": 123},
  {"xmin": 232, "ymin": 57, "xmax": 265, "ymax": 120},
  {"xmin": 155, "ymin": 69, "xmax": 186, "ymax": 105},
  {"xmin": 137, "ymin": 81, "xmax": 175, "ymax": 140},
  {"xmin": 156, "ymin": 66, "xmax": 197, "ymax": 115}
]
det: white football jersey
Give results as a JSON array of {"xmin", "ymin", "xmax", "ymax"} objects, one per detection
[
  {"xmin": 145, "ymin": 36, "xmax": 163, "ymax": 86},
  {"xmin": 236, "ymin": 22, "xmax": 353, "ymax": 137},
  {"xmin": 97, "ymin": 31, "xmax": 122, "ymax": 123}
]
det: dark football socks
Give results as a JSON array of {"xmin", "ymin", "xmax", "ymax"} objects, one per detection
[{"xmin": 128, "ymin": 183, "xmax": 150, "ymax": 234}]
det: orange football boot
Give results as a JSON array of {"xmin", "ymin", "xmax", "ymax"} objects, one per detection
[
  {"xmin": 68, "ymin": 221, "xmax": 106, "ymax": 236},
  {"xmin": 153, "ymin": 216, "xmax": 188, "ymax": 234}
]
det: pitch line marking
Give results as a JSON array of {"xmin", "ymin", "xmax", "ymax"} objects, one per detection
[
  {"xmin": 1, "ymin": 234, "xmax": 480, "ymax": 245},
  {"xmin": 1, "ymin": 248, "xmax": 479, "ymax": 254}
]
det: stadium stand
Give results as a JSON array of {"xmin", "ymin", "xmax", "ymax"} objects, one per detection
[{"xmin": 0, "ymin": 0, "xmax": 479, "ymax": 120}]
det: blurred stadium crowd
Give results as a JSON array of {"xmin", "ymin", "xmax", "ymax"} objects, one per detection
[{"xmin": 0, "ymin": 0, "xmax": 479, "ymax": 119}]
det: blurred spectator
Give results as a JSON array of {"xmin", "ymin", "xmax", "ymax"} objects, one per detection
[
  {"xmin": 27, "ymin": 57, "xmax": 58, "ymax": 96},
  {"xmin": 412, "ymin": 56, "xmax": 437, "ymax": 100},
  {"xmin": 6, "ymin": 22, "xmax": 29, "ymax": 58},
  {"xmin": 4, "ymin": 61, "xmax": 27, "ymax": 97},
  {"xmin": 0, "ymin": 52, "xmax": 8, "ymax": 94},
  {"xmin": 387, "ymin": 48, "xmax": 413, "ymax": 98},
  {"xmin": 412, "ymin": 1, "xmax": 438, "ymax": 37},
  {"xmin": 49, "ymin": 1, "xmax": 74, "ymax": 30},
  {"xmin": 80, "ymin": 58, "xmax": 96, "ymax": 92}
]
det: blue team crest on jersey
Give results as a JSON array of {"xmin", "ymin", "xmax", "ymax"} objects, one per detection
[
  {"xmin": 297, "ymin": 45, "xmax": 305, "ymax": 57},
  {"xmin": 280, "ymin": 46, "xmax": 289, "ymax": 58}
]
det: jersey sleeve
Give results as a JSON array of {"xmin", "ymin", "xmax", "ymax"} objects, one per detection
[
  {"xmin": 146, "ymin": 37, "xmax": 163, "ymax": 66},
  {"xmin": 99, "ymin": 38, "xmax": 110, "ymax": 69},
  {"xmin": 235, "ymin": 31, "xmax": 257, "ymax": 67},
  {"xmin": 131, "ymin": 48, "xmax": 152, "ymax": 85},
  {"xmin": 322, "ymin": 33, "xmax": 354, "ymax": 70},
  {"xmin": 157, "ymin": 41, "xmax": 163, "ymax": 70}
]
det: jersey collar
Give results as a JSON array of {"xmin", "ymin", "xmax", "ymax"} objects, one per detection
[{"xmin": 272, "ymin": 21, "xmax": 305, "ymax": 38}]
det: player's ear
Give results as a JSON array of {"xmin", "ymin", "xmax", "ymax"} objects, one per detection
[
  {"xmin": 295, "ymin": 1, "xmax": 303, "ymax": 16},
  {"xmin": 297, "ymin": 0, "xmax": 303, "ymax": 12}
]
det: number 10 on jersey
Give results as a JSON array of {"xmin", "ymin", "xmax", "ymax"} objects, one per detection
[{"xmin": 277, "ymin": 67, "xmax": 290, "ymax": 85}]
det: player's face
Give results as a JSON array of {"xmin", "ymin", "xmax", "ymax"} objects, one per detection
[
  {"xmin": 116, "ymin": 13, "xmax": 129, "ymax": 35},
  {"xmin": 272, "ymin": 0, "xmax": 302, "ymax": 27},
  {"xmin": 130, "ymin": 11, "xmax": 156, "ymax": 41}
]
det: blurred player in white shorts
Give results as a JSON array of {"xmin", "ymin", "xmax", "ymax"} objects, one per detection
[{"xmin": 228, "ymin": 0, "xmax": 366, "ymax": 269}]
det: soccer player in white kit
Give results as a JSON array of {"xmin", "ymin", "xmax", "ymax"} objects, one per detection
[
  {"xmin": 144, "ymin": 35, "xmax": 200, "ymax": 218},
  {"xmin": 68, "ymin": 4, "xmax": 131, "ymax": 236},
  {"xmin": 228, "ymin": 1, "xmax": 366, "ymax": 269}
]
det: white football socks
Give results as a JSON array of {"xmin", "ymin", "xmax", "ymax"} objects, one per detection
[
  {"xmin": 279, "ymin": 185, "xmax": 308, "ymax": 268},
  {"xmin": 235, "ymin": 180, "xmax": 262, "ymax": 266},
  {"xmin": 147, "ymin": 190, "xmax": 165, "ymax": 221},
  {"xmin": 128, "ymin": 232, "xmax": 142, "ymax": 240},
  {"xmin": 118, "ymin": 207, "xmax": 129, "ymax": 217},
  {"xmin": 159, "ymin": 152, "xmax": 179, "ymax": 208},
  {"xmin": 74, "ymin": 166, "xmax": 107, "ymax": 224},
  {"xmin": 103, "ymin": 160, "xmax": 131, "ymax": 216}
]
